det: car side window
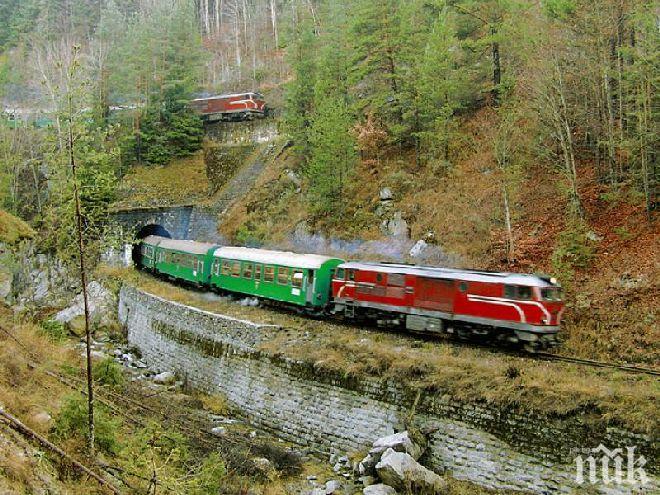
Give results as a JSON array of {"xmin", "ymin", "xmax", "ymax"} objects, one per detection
[
  {"xmin": 255, "ymin": 264, "xmax": 262, "ymax": 280},
  {"xmin": 277, "ymin": 267, "xmax": 289, "ymax": 285},
  {"xmin": 231, "ymin": 261, "xmax": 241, "ymax": 277},
  {"xmin": 222, "ymin": 260, "xmax": 231, "ymax": 275},
  {"xmin": 264, "ymin": 266, "xmax": 275, "ymax": 282},
  {"xmin": 243, "ymin": 263, "xmax": 253, "ymax": 279}
]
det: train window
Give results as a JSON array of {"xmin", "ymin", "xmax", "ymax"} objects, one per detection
[
  {"xmin": 517, "ymin": 286, "xmax": 532, "ymax": 300},
  {"xmin": 212, "ymin": 260, "xmax": 220, "ymax": 275},
  {"xmin": 222, "ymin": 260, "xmax": 231, "ymax": 275},
  {"xmin": 255, "ymin": 264, "xmax": 262, "ymax": 280},
  {"xmin": 504, "ymin": 285, "xmax": 533, "ymax": 300},
  {"xmin": 376, "ymin": 273, "xmax": 383, "ymax": 283},
  {"xmin": 231, "ymin": 261, "xmax": 241, "ymax": 277},
  {"xmin": 292, "ymin": 270, "xmax": 303, "ymax": 288},
  {"xmin": 264, "ymin": 266, "xmax": 275, "ymax": 282},
  {"xmin": 348, "ymin": 270, "xmax": 355, "ymax": 281},
  {"xmin": 277, "ymin": 267, "xmax": 289, "ymax": 285},
  {"xmin": 389, "ymin": 274, "xmax": 405, "ymax": 287},
  {"xmin": 541, "ymin": 287, "xmax": 562, "ymax": 301},
  {"xmin": 243, "ymin": 263, "xmax": 253, "ymax": 279},
  {"xmin": 459, "ymin": 282, "xmax": 468, "ymax": 292},
  {"xmin": 336, "ymin": 268, "xmax": 345, "ymax": 280}
]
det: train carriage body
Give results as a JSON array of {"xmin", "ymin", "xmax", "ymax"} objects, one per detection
[
  {"xmin": 190, "ymin": 92, "xmax": 267, "ymax": 122},
  {"xmin": 332, "ymin": 262, "xmax": 564, "ymax": 347},
  {"xmin": 140, "ymin": 236, "xmax": 218, "ymax": 285},
  {"xmin": 209, "ymin": 247, "xmax": 344, "ymax": 310}
]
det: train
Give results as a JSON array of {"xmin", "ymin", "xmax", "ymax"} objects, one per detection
[
  {"xmin": 138, "ymin": 235, "xmax": 565, "ymax": 351},
  {"xmin": 190, "ymin": 92, "xmax": 267, "ymax": 122}
]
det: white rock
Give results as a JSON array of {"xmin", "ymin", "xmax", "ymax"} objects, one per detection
[
  {"xmin": 379, "ymin": 188, "xmax": 394, "ymax": 201},
  {"xmin": 252, "ymin": 457, "xmax": 272, "ymax": 473},
  {"xmin": 371, "ymin": 431, "xmax": 424, "ymax": 460},
  {"xmin": 153, "ymin": 371, "xmax": 175, "ymax": 384},
  {"xmin": 363, "ymin": 484, "xmax": 397, "ymax": 495},
  {"xmin": 324, "ymin": 479, "xmax": 342, "ymax": 494},
  {"xmin": 211, "ymin": 426, "xmax": 226, "ymax": 436},
  {"xmin": 375, "ymin": 449, "xmax": 446, "ymax": 494}
]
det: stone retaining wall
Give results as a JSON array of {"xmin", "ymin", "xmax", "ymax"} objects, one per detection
[{"xmin": 119, "ymin": 286, "xmax": 657, "ymax": 494}]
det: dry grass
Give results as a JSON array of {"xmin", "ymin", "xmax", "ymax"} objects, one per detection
[
  {"xmin": 105, "ymin": 269, "xmax": 659, "ymax": 434},
  {"xmin": 113, "ymin": 151, "xmax": 210, "ymax": 209}
]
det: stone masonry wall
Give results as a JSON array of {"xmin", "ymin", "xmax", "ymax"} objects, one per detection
[{"xmin": 119, "ymin": 286, "xmax": 658, "ymax": 494}]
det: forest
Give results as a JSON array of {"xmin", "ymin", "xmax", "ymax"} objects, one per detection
[{"xmin": 0, "ymin": 0, "xmax": 657, "ymax": 493}]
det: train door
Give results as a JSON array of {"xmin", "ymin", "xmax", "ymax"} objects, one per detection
[
  {"xmin": 414, "ymin": 277, "xmax": 454, "ymax": 313},
  {"xmin": 306, "ymin": 270, "xmax": 315, "ymax": 303}
]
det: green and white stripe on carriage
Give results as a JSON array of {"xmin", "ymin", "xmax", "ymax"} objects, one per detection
[{"xmin": 209, "ymin": 247, "xmax": 344, "ymax": 308}]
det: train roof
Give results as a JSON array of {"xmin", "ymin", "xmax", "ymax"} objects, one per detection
[
  {"xmin": 337, "ymin": 261, "xmax": 559, "ymax": 287},
  {"xmin": 193, "ymin": 92, "xmax": 263, "ymax": 101},
  {"xmin": 213, "ymin": 246, "xmax": 343, "ymax": 270},
  {"xmin": 142, "ymin": 235, "xmax": 217, "ymax": 255}
]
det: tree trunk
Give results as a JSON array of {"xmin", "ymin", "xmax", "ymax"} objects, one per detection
[
  {"xmin": 67, "ymin": 85, "xmax": 95, "ymax": 457},
  {"xmin": 491, "ymin": 25, "xmax": 501, "ymax": 105}
]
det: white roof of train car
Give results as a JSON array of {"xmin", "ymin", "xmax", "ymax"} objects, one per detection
[
  {"xmin": 338, "ymin": 262, "xmax": 558, "ymax": 287},
  {"xmin": 213, "ymin": 246, "xmax": 342, "ymax": 270},
  {"xmin": 142, "ymin": 236, "xmax": 217, "ymax": 255}
]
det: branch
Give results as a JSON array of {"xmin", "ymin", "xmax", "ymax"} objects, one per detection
[{"xmin": 0, "ymin": 408, "xmax": 123, "ymax": 495}]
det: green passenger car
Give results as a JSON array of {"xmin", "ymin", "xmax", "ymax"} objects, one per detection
[
  {"xmin": 209, "ymin": 247, "xmax": 344, "ymax": 310},
  {"xmin": 140, "ymin": 236, "xmax": 218, "ymax": 285}
]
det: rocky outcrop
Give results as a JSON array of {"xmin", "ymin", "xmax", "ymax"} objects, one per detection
[{"xmin": 54, "ymin": 281, "xmax": 115, "ymax": 330}]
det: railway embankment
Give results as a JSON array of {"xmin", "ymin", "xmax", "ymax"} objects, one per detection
[{"xmin": 117, "ymin": 283, "xmax": 658, "ymax": 494}]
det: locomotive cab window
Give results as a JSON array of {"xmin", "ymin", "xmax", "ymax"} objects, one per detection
[
  {"xmin": 292, "ymin": 270, "xmax": 303, "ymax": 288},
  {"xmin": 243, "ymin": 263, "xmax": 253, "ymax": 279},
  {"xmin": 336, "ymin": 268, "xmax": 345, "ymax": 280},
  {"xmin": 277, "ymin": 267, "xmax": 289, "ymax": 285},
  {"xmin": 348, "ymin": 270, "xmax": 355, "ymax": 281},
  {"xmin": 459, "ymin": 282, "xmax": 468, "ymax": 292},
  {"xmin": 264, "ymin": 266, "xmax": 275, "ymax": 282},
  {"xmin": 541, "ymin": 287, "xmax": 562, "ymax": 301}
]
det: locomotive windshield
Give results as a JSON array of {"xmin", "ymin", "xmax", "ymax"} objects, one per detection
[{"xmin": 540, "ymin": 287, "xmax": 563, "ymax": 301}]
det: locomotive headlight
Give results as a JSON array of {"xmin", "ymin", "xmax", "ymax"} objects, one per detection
[{"xmin": 550, "ymin": 277, "xmax": 557, "ymax": 285}]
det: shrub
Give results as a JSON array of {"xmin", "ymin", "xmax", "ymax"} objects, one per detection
[
  {"xmin": 39, "ymin": 319, "xmax": 68, "ymax": 342},
  {"xmin": 551, "ymin": 218, "xmax": 595, "ymax": 285},
  {"xmin": 52, "ymin": 394, "xmax": 121, "ymax": 455},
  {"xmin": 92, "ymin": 357, "xmax": 125, "ymax": 389}
]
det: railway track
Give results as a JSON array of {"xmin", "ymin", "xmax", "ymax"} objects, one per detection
[{"xmin": 533, "ymin": 352, "xmax": 660, "ymax": 377}]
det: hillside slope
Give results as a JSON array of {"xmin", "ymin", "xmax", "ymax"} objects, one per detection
[{"xmin": 219, "ymin": 109, "xmax": 658, "ymax": 366}]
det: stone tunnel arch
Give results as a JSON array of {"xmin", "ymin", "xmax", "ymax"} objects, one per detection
[{"xmin": 131, "ymin": 224, "xmax": 171, "ymax": 266}]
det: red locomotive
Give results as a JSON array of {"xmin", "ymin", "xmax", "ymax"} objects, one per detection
[
  {"xmin": 332, "ymin": 262, "xmax": 564, "ymax": 350},
  {"xmin": 190, "ymin": 92, "xmax": 267, "ymax": 121}
]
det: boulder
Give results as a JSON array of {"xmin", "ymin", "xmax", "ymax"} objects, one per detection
[
  {"xmin": 363, "ymin": 485, "xmax": 397, "ymax": 495},
  {"xmin": 370, "ymin": 431, "xmax": 424, "ymax": 460},
  {"xmin": 375, "ymin": 449, "xmax": 446, "ymax": 494},
  {"xmin": 324, "ymin": 479, "xmax": 342, "ymax": 494},
  {"xmin": 153, "ymin": 371, "xmax": 176, "ymax": 384},
  {"xmin": 251, "ymin": 457, "xmax": 273, "ymax": 478},
  {"xmin": 379, "ymin": 188, "xmax": 394, "ymax": 201},
  {"xmin": 358, "ymin": 452, "xmax": 378, "ymax": 476}
]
